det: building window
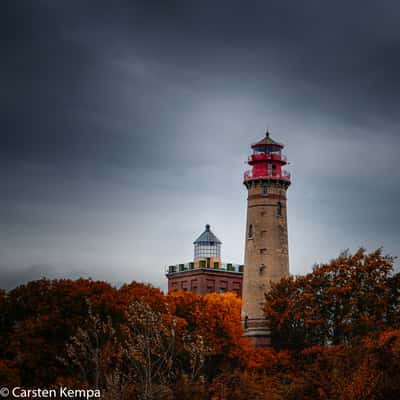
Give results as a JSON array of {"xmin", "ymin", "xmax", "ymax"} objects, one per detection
[
  {"xmin": 260, "ymin": 248, "xmax": 267, "ymax": 255},
  {"xmin": 206, "ymin": 279, "xmax": 215, "ymax": 292},
  {"xmin": 248, "ymin": 224, "xmax": 253, "ymax": 239},
  {"xmin": 277, "ymin": 202, "xmax": 282, "ymax": 216}
]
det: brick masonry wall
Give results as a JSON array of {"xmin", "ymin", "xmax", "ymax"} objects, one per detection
[
  {"xmin": 167, "ymin": 269, "xmax": 243, "ymax": 296},
  {"xmin": 242, "ymin": 180, "xmax": 289, "ymax": 324}
]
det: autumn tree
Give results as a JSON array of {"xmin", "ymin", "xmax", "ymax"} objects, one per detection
[
  {"xmin": 0, "ymin": 289, "xmax": 20, "ymax": 390},
  {"xmin": 120, "ymin": 301, "xmax": 176, "ymax": 400},
  {"xmin": 59, "ymin": 304, "xmax": 132, "ymax": 398},
  {"xmin": 170, "ymin": 291, "xmax": 252, "ymax": 377},
  {"xmin": 265, "ymin": 248, "xmax": 398, "ymax": 350},
  {"xmin": 3, "ymin": 279, "xmax": 118, "ymax": 386},
  {"xmin": 60, "ymin": 297, "xmax": 210, "ymax": 400},
  {"xmin": 2, "ymin": 252, "xmax": 399, "ymax": 400},
  {"xmin": 117, "ymin": 282, "xmax": 169, "ymax": 315}
]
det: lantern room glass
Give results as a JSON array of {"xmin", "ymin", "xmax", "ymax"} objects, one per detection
[{"xmin": 194, "ymin": 242, "xmax": 221, "ymax": 259}]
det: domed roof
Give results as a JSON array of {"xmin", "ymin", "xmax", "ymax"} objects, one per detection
[
  {"xmin": 251, "ymin": 131, "xmax": 283, "ymax": 149},
  {"xmin": 193, "ymin": 224, "xmax": 222, "ymax": 245}
]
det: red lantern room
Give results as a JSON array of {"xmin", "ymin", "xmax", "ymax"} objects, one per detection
[{"xmin": 244, "ymin": 131, "xmax": 291, "ymax": 184}]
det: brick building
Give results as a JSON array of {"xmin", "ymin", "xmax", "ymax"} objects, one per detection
[{"xmin": 165, "ymin": 224, "xmax": 243, "ymax": 296}]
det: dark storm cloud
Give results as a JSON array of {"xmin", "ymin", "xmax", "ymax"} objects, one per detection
[
  {"xmin": 1, "ymin": 0, "xmax": 399, "ymax": 289},
  {"xmin": 3, "ymin": 0, "xmax": 400, "ymax": 170},
  {"xmin": 100, "ymin": 0, "xmax": 400, "ymax": 126}
]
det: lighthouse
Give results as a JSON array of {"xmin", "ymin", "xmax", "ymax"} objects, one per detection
[{"xmin": 242, "ymin": 131, "xmax": 291, "ymax": 346}]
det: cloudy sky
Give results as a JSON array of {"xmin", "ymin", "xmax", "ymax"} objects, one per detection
[{"xmin": 1, "ymin": 0, "xmax": 399, "ymax": 291}]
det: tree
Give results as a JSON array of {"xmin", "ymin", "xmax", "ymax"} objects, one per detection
[
  {"xmin": 59, "ymin": 304, "xmax": 130, "ymax": 398},
  {"xmin": 265, "ymin": 248, "xmax": 397, "ymax": 350},
  {"xmin": 121, "ymin": 301, "xmax": 176, "ymax": 400},
  {"xmin": 170, "ymin": 291, "xmax": 252, "ymax": 378},
  {"xmin": 4, "ymin": 279, "xmax": 118, "ymax": 386}
]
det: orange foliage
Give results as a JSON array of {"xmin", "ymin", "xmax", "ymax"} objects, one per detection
[
  {"xmin": 117, "ymin": 281, "xmax": 169, "ymax": 314},
  {"xmin": 0, "ymin": 248, "xmax": 399, "ymax": 399},
  {"xmin": 170, "ymin": 291, "xmax": 252, "ymax": 362},
  {"xmin": 265, "ymin": 248, "xmax": 397, "ymax": 350}
]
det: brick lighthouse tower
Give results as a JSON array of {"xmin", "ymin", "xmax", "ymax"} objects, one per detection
[{"xmin": 242, "ymin": 131, "xmax": 291, "ymax": 346}]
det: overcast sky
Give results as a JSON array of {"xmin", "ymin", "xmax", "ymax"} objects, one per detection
[{"xmin": 1, "ymin": 0, "xmax": 399, "ymax": 291}]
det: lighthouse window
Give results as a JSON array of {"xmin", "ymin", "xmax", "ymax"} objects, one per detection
[
  {"xmin": 248, "ymin": 224, "xmax": 253, "ymax": 239},
  {"xmin": 262, "ymin": 184, "xmax": 268, "ymax": 196},
  {"xmin": 277, "ymin": 202, "xmax": 282, "ymax": 216}
]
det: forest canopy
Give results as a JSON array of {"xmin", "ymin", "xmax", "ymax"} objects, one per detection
[{"xmin": 0, "ymin": 248, "xmax": 399, "ymax": 399}]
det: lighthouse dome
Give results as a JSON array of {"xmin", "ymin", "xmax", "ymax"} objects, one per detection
[{"xmin": 193, "ymin": 224, "xmax": 221, "ymax": 259}]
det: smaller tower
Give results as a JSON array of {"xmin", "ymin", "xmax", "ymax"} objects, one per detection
[
  {"xmin": 193, "ymin": 224, "xmax": 222, "ymax": 268},
  {"xmin": 166, "ymin": 225, "xmax": 243, "ymax": 295}
]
